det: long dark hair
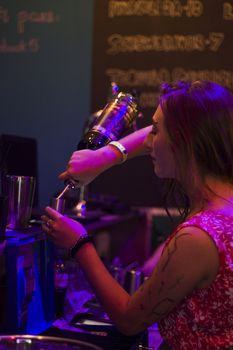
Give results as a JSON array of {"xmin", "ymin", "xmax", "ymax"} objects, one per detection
[{"xmin": 159, "ymin": 81, "xmax": 233, "ymax": 220}]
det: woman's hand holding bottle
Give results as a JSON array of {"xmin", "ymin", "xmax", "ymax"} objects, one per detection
[{"xmin": 59, "ymin": 147, "xmax": 120, "ymax": 186}]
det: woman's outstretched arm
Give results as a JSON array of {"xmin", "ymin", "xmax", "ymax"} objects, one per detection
[{"xmin": 59, "ymin": 126, "xmax": 152, "ymax": 186}]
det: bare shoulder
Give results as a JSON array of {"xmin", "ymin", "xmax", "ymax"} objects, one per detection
[
  {"xmin": 164, "ymin": 225, "xmax": 219, "ymax": 288},
  {"xmin": 176, "ymin": 225, "xmax": 219, "ymax": 250}
]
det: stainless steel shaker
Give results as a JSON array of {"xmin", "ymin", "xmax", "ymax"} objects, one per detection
[
  {"xmin": 123, "ymin": 269, "xmax": 144, "ymax": 295},
  {"xmin": 5, "ymin": 175, "xmax": 36, "ymax": 230}
]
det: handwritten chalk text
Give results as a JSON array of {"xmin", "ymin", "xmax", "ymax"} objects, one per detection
[
  {"xmin": 107, "ymin": 32, "xmax": 224, "ymax": 54},
  {"xmin": 17, "ymin": 11, "xmax": 60, "ymax": 34},
  {"xmin": 108, "ymin": 0, "xmax": 203, "ymax": 18}
]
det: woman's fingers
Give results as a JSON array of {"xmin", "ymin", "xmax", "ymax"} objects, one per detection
[
  {"xmin": 41, "ymin": 211, "xmax": 60, "ymax": 235},
  {"xmin": 44, "ymin": 206, "xmax": 62, "ymax": 220},
  {"xmin": 58, "ymin": 171, "xmax": 68, "ymax": 180}
]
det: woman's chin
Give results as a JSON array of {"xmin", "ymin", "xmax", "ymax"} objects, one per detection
[
  {"xmin": 153, "ymin": 167, "xmax": 163, "ymax": 178},
  {"xmin": 154, "ymin": 167, "xmax": 174, "ymax": 179}
]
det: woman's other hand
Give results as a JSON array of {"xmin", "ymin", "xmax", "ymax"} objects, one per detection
[{"xmin": 41, "ymin": 206, "xmax": 87, "ymax": 249}]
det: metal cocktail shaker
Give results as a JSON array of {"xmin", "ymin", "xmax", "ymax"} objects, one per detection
[
  {"xmin": 123, "ymin": 269, "xmax": 144, "ymax": 295},
  {"xmin": 5, "ymin": 175, "xmax": 36, "ymax": 230}
]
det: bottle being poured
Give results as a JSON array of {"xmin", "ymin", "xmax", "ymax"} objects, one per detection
[{"xmin": 56, "ymin": 83, "xmax": 139, "ymax": 216}]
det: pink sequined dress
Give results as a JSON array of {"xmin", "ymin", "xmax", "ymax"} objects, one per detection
[{"xmin": 159, "ymin": 210, "xmax": 233, "ymax": 350}]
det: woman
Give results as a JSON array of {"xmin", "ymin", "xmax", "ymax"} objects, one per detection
[{"xmin": 42, "ymin": 81, "xmax": 233, "ymax": 349}]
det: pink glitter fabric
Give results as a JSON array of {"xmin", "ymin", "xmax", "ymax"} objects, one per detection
[{"xmin": 159, "ymin": 210, "xmax": 233, "ymax": 350}]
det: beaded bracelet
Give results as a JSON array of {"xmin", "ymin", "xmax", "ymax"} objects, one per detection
[{"xmin": 70, "ymin": 233, "xmax": 93, "ymax": 259}]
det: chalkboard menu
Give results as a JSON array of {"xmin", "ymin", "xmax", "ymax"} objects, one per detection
[{"xmin": 90, "ymin": 0, "xmax": 233, "ymax": 206}]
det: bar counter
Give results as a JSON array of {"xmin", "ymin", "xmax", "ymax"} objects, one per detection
[{"xmin": 0, "ymin": 209, "xmax": 159, "ymax": 349}]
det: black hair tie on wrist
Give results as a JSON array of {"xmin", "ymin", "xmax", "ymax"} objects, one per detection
[{"xmin": 70, "ymin": 234, "xmax": 93, "ymax": 259}]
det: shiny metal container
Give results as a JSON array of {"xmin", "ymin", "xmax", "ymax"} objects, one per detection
[
  {"xmin": 5, "ymin": 175, "xmax": 36, "ymax": 230},
  {"xmin": 123, "ymin": 269, "xmax": 144, "ymax": 295},
  {"xmin": 50, "ymin": 197, "xmax": 66, "ymax": 214},
  {"xmin": 0, "ymin": 335, "xmax": 103, "ymax": 350}
]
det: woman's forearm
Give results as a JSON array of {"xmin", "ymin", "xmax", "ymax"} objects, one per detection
[
  {"xmin": 75, "ymin": 243, "xmax": 132, "ymax": 333},
  {"xmin": 114, "ymin": 125, "xmax": 151, "ymax": 160},
  {"xmin": 59, "ymin": 126, "xmax": 152, "ymax": 185}
]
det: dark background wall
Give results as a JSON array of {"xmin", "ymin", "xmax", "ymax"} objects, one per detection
[{"xmin": 0, "ymin": 0, "xmax": 93, "ymax": 207}]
